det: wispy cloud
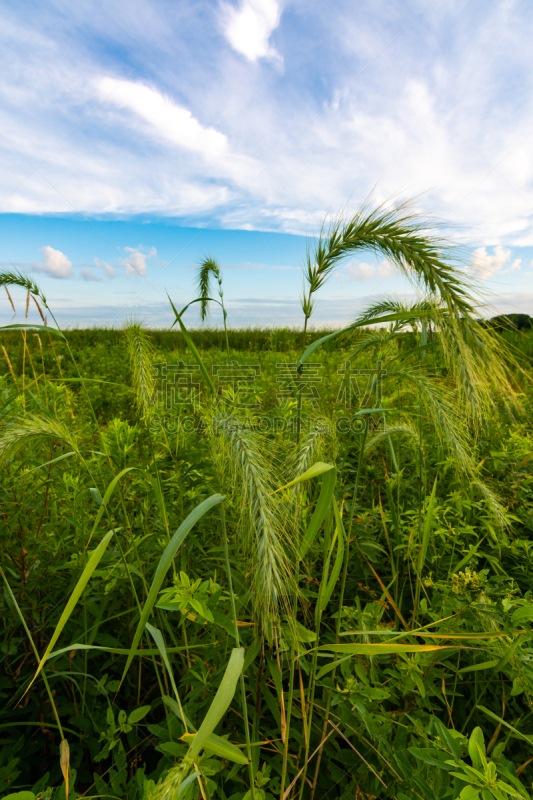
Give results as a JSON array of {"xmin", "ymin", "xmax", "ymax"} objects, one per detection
[
  {"xmin": 81, "ymin": 268, "xmax": 102, "ymax": 282},
  {"xmin": 340, "ymin": 259, "xmax": 393, "ymax": 283},
  {"xmin": 1, "ymin": 0, "xmax": 533, "ymax": 248},
  {"xmin": 121, "ymin": 246, "xmax": 157, "ymax": 278},
  {"xmin": 469, "ymin": 246, "xmax": 523, "ymax": 280},
  {"xmin": 97, "ymin": 79, "xmax": 229, "ymax": 160},
  {"xmin": 94, "ymin": 257, "xmax": 115, "ymax": 278}
]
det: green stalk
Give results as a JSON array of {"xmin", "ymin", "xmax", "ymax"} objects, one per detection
[
  {"xmin": 220, "ymin": 505, "xmax": 255, "ymax": 799},
  {"xmin": 280, "ymin": 560, "xmax": 299, "ymax": 800},
  {"xmin": 415, "ymin": 320, "xmax": 427, "ymax": 623},
  {"xmin": 310, "ymin": 423, "xmax": 367, "ymax": 798}
]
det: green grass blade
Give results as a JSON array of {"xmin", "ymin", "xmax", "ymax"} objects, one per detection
[
  {"xmin": 319, "ymin": 500, "xmax": 345, "ymax": 612},
  {"xmin": 144, "ymin": 470, "xmax": 169, "ymax": 531},
  {"xmin": 1, "ymin": 567, "xmax": 40, "ymax": 661},
  {"xmin": 476, "ymin": 705, "xmax": 533, "ymax": 748},
  {"xmin": 188, "ymin": 647, "xmax": 244, "ymax": 760},
  {"xmin": 25, "ymin": 451, "xmax": 77, "ymax": 475},
  {"xmin": 49, "ymin": 643, "xmax": 193, "ymax": 658},
  {"xmin": 29, "ymin": 530, "xmax": 114, "ymax": 687},
  {"xmin": 182, "ymin": 732, "xmax": 249, "ymax": 765},
  {"xmin": 86, "ymin": 466, "xmax": 137, "ymax": 549},
  {"xmin": 146, "ymin": 623, "xmax": 185, "ymax": 720},
  {"xmin": 120, "ymin": 493, "xmax": 225, "ymax": 683},
  {"xmin": 0, "ymin": 323, "xmax": 66, "ymax": 338},
  {"xmin": 319, "ymin": 643, "xmax": 462, "ymax": 655},
  {"xmin": 275, "ymin": 461, "xmax": 335, "ymax": 493},
  {"xmin": 176, "ymin": 772, "xmax": 201, "ymax": 798},
  {"xmin": 167, "ymin": 293, "xmax": 216, "ymax": 395},
  {"xmin": 300, "ymin": 467, "xmax": 337, "ymax": 559},
  {"xmin": 297, "ymin": 310, "xmax": 434, "ymax": 369},
  {"xmin": 418, "ymin": 475, "xmax": 438, "ymax": 574},
  {"xmin": 459, "ymin": 660, "xmax": 500, "ymax": 673}
]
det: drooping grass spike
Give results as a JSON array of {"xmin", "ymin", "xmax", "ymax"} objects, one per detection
[{"xmin": 300, "ymin": 197, "xmax": 476, "ymax": 341}]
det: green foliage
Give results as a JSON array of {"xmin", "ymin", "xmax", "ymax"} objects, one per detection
[{"xmin": 2, "ymin": 246, "xmax": 533, "ymax": 800}]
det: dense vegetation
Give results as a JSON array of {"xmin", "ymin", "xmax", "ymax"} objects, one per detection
[{"xmin": 2, "ymin": 203, "xmax": 533, "ymax": 800}]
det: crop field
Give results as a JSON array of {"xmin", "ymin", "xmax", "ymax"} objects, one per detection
[{"xmin": 2, "ymin": 206, "xmax": 533, "ymax": 800}]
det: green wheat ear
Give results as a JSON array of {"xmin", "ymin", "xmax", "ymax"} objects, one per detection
[
  {"xmin": 206, "ymin": 412, "xmax": 297, "ymax": 641},
  {"xmin": 123, "ymin": 321, "xmax": 155, "ymax": 421},
  {"xmin": 0, "ymin": 270, "xmax": 47, "ymax": 306},
  {"xmin": 0, "ymin": 412, "xmax": 80, "ymax": 462},
  {"xmin": 197, "ymin": 256, "xmax": 221, "ymax": 322}
]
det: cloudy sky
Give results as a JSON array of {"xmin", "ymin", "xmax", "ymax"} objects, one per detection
[{"xmin": 1, "ymin": 0, "xmax": 533, "ymax": 327}]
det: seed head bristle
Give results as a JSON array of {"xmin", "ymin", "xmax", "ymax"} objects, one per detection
[{"xmin": 123, "ymin": 321, "xmax": 156, "ymax": 421}]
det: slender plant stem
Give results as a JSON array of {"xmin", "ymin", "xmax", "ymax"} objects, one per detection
[{"xmin": 220, "ymin": 505, "xmax": 256, "ymax": 799}]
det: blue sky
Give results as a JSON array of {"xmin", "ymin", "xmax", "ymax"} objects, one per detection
[{"xmin": 1, "ymin": 0, "xmax": 533, "ymax": 327}]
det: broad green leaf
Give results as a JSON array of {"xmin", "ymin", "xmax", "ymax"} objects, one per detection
[
  {"xmin": 182, "ymin": 732, "xmax": 248, "ymax": 765},
  {"xmin": 408, "ymin": 747, "xmax": 454, "ymax": 771},
  {"xmin": 315, "ymin": 655, "xmax": 352, "ymax": 680},
  {"xmin": 121, "ymin": 493, "xmax": 225, "ymax": 683},
  {"xmin": 468, "ymin": 727, "xmax": 486, "ymax": 770},
  {"xmin": 128, "ymin": 705, "xmax": 151, "ymax": 725},
  {"xmin": 159, "ymin": 741, "xmax": 185, "ymax": 757},
  {"xmin": 512, "ymin": 605, "xmax": 533, "ymax": 624},
  {"xmin": 29, "ymin": 530, "xmax": 114, "ymax": 688},
  {"xmin": 459, "ymin": 660, "xmax": 499, "ymax": 673},
  {"xmin": 2, "ymin": 793, "xmax": 36, "ymax": 800},
  {"xmin": 188, "ymin": 647, "xmax": 244, "ymax": 760}
]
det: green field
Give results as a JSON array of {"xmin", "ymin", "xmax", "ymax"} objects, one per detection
[{"xmin": 2, "ymin": 208, "xmax": 533, "ymax": 800}]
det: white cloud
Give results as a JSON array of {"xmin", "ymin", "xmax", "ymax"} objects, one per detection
[
  {"xmin": 509, "ymin": 258, "xmax": 522, "ymax": 273},
  {"xmin": 221, "ymin": 0, "xmax": 282, "ymax": 62},
  {"xmin": 469, "ymin": 246, "xmax": 511, "ymax": 279},
  {"xmin": 96, "ymin": 79, "xmax": 229, "ymax": 161},
  {"xmin": 3, "ymin": 0, "xmax": 533, "ymax": 247},
  {"xmin": 341, "ymin": 260, "xmax": 393, "ymax": 282},
  {"xmin": 81, "ymin": 268, "xmax": 102, "ymax": 282},
  {"xmin": 121, "ymin": 247, "xmax": 157, "ymax": 278},
  {"xmin": 37, "ymin": 246, "xmax": 72, "ymax": 279},
  {"xmin": 94, "ymin": 257, "xmax": 115, "ymax": 278}
]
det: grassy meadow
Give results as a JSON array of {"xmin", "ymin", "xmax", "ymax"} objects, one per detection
[{"xmin": 2, "ymin": 203, "xmax": 533, "ymax": 800}]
